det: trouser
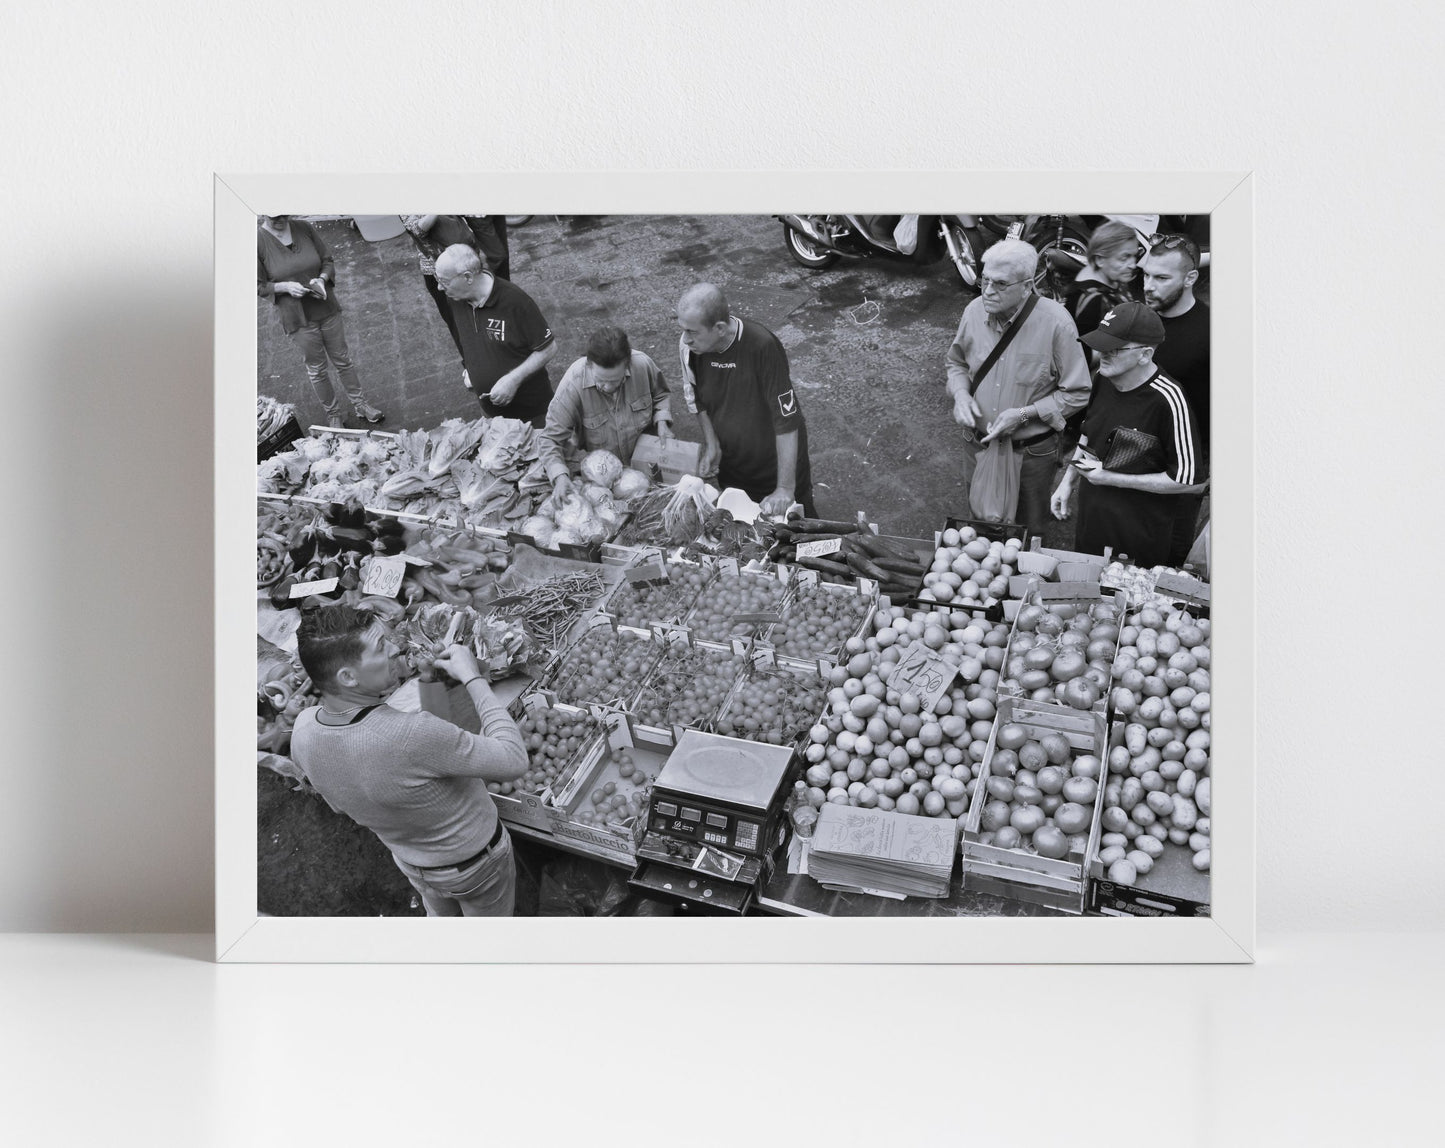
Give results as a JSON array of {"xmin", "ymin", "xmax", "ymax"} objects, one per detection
[
  {"xmin": 393, "ymin": 828, "xmax": 517, "ymax": 917},
  {"xmin": 423, "ymin": 273, "xmax": 465, "ymax": 358},
  {"xmin": 1168, "ymin": 489, "xmax": 1208, "ymax": 568},
  {"xmin": 959, "ymin": 429, "xmax": 1059, "ymax": 541},
  {"xmin": 289, "ymin": 312, "xmax": 367, "ymax": 416}
]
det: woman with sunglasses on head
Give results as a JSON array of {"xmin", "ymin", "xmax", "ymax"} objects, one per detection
[{"xmin": 257, "ymin": 215, "xmax": 385, "ymax": 429}]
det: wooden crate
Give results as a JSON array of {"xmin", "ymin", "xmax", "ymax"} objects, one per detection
[{"xmin": 959, "ymin": 697, "xmax": 1108, "ymax": 915}]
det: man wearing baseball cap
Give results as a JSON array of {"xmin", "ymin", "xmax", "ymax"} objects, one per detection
[{"xmin": 1049, "ymin": 301, "xmax": 1206, "ymax": 568}]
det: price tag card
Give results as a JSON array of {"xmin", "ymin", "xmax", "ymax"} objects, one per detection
[
  {"xmin": 289, "ymin": 577, "xmax": 339, "ymax": 598},
  {"xmin": 857, "ymin": 577, "xmax": 879, "ymax": 597},
  {"xmin": 400, "ymin": 552, "xmax": 434, "ymax": 567},
  {"xmin": 795, "ymin": 536, "xmax": 843, "ymax": 559},
  {"xmin": 887, "ymin": 644, "xmax": 958, "ymax": 713},
  {"xmin": 625, "ymin": 560, "xmax": 670, "ymax": 586},
  {"xmin": 360, "ymin": 555, "xmax": 407, "ymax": 598}
]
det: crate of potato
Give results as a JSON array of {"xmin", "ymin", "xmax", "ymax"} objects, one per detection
[
  {"xmin": 998, "ymin": 590, "xmax": 1126, "ymax": 713},
  {"xmin": 794, "ymin": 603, "xmax": 1012, "ymax": 820},
  {"xmin": 914, "ymin": 521, "xmax": 1027, "ymax": 611},
  {"xmin": 1088, "ymin": 600, "xmax": 1211, "ymax": 915},
  {"xmin": 679, "ymin": 563, "xmax": 789, "ymax": 645},
  {"xmin": 960, "ymin": 697, "xmax": 1108, "ymax": 915}
]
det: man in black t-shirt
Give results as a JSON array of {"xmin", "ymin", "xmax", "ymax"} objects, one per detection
[
  {"xmin": 435, "ymin": 244, "xmax": 556, "ymax": 427},
  {"xmin": 677, "ymin": 283, "xmax": 815, "ymax": 516},
  {"xmin": 1141, "ymin": 234, "xmax": 1210, "ymax": 566}
]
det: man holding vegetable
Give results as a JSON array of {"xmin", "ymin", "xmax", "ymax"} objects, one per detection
[
  {"xmin": 289, "ymin": 604, "xmax": 529, "ymax": 916},
  {"xmin": 539, "ymin": 325, "xmax": 674, "ymax": 499},
  {"xmin": 677, "ymin": 283, "xmax": 816, "ymax": 517}
]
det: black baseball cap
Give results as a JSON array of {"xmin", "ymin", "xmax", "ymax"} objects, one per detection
[{"xmin": 1081, "ymin": 301, "xmax": 1166, "ymax": 350}]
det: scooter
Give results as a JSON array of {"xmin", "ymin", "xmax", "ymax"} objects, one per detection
[{"xmin": 778, "ymin": 214, "xmax": 979, "ymax": 285}]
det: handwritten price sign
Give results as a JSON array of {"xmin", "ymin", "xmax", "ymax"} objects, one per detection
[
  {"xmin": 887, "ymin": 644, "xmax": 958, "ymax": 713},
  {"xmin": 360, "ymin": 555, "xmax": 407, "ymax": 598}
]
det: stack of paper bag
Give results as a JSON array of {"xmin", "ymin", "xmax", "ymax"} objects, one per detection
[{"xmin": 808, "ymin": 804, "xmax": 957, "ymax": 898}]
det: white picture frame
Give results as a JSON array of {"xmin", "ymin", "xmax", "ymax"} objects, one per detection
[{"xmin": 218, "ymin": 171, "xmax": 1254, "ymax": 963}]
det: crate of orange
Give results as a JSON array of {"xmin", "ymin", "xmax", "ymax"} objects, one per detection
[{"xmin": 959, "ymin": 697, "xmax": 1108, "ymax": 915}]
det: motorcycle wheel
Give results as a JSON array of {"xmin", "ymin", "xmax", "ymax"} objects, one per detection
[
  {"xmin": 783, "ymin": 222, "xmax": 839, "ymax": 269},
  {"xmin": 504, "ymin": 215, "xmax": 533, "ymax": 227},
  {"xmin": 939, "ymin": 219, "xmax": 979, "ymax": 288},
  {"xmin": 1033, "ymin": 233, "xmax": 1088, "ymax": 301}
]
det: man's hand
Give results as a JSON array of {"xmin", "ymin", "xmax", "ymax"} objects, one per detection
[
  {"xmin": 1081, "ymin": 467, "xmax": 1116, "ymax": 488},
  {"xmin": 488, "ymin": 374, "xmax": 521, "ymax": 406},
  {"xmin": 952, "ymin": 393, "xmax": 982, "ymax": 429},
  {"xmin": 1050, "ymin": 477, "xmax": 1074, "ymax": 520},
  {"xmin": 980, "ymin": 406, "xmax": 1030, "ymax": 444},
  {"xmin": 759, "ymin": 489, "xmax": 795, "ymax": 516},
  {"xmin": 432, "ymin": 644, "xmax": 483, "ymax": 686},
  {"xmin": 698, "ymin": 439, "xmax": 721, "ymax": 478},
  {"xmin": 274, "ymin": 281, "xmax": 310, "ymax": 297},
  {"xmin": 655, "ymin": 420, "xmax": 675, "ymax": 442},
  {"xmin": 552, "ymin": 473, "xmax": 574, "ymax": 499}
]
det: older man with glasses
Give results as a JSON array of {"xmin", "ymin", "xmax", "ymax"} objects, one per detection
[{"xmin": 945, "ymin": 238, "xmax": 1091, "ymax": 536}]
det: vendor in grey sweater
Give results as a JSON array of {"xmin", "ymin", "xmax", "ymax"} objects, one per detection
[{"xmin": 289, "ymin": 604, "xmax": 528, "ymax": 917}]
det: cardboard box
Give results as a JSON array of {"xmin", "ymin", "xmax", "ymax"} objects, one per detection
[{"xmin": 630, "ymin": 433, "xmax": 703, "ymax": 484}]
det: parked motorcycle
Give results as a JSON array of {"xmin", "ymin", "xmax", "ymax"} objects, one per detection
[{"xmin": 778, "ymin": 214, "xmax": 978, "ymax": 284}]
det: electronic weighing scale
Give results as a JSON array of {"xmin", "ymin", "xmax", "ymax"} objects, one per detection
[{"xmin": 628, "ymin": 729, "xmax": 796, "ymax": 914}]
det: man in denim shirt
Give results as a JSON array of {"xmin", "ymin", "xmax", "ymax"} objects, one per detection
[{"xmin": 538, "ymin": 326, "xmax": 674, "ymax": 496}]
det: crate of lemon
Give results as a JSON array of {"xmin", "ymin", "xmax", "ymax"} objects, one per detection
[
  {"xmin": 959, "ymin": 698, "xmax": 1108, "ymax": 915},
  {"xmin": 798, "ymin": 602, "xmax": 1014, "ymax": 827}
]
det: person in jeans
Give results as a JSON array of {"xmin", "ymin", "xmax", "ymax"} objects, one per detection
[
  {"xmin": 289, "ymin": 604, "xmax": 528, "ymax": 917},
  {"xmin": 257, "ymin": 215, "xmax": 384, "ymax": 429},
  {"xmin": 945, "ymin": 238, "xmax": 1091, "ymax": 537}
]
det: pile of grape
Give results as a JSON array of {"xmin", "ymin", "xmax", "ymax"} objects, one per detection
[
  {"xmin": 682, "ymin": 572, "xmax": 786, "ymax": 642},
  {"xmin": 605, "ymin": 565, "xmax": 711, "ymax": 629},
  {"xmin": 633, "ymin": 646, "xmax": 743, "ymax": 729},
  {"xmin": 769, "ymin": 587, "xmax": 872, "ymax": 660},
  {"xmin": 490, "ymin": 707, "xmax": 596, "ymax": 797},
  {"xmin": 549, "ymin": 626, "xmax": 658, "ymax": 707},
  {"xmin": 574, "ymin": 748, "xmax": 654, "ymax": 831},
  {"xmin": 714, "ymin": 667, "xmax": 828, "ymax": 746}
]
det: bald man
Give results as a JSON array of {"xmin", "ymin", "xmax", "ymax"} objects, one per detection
[
  {"xmin": 434, "ymin": 244, "xmax": 556, "ymax": 426},
  {"xmin": 676, "ymin": 284, "xmax": 815, "ymax": 516}
]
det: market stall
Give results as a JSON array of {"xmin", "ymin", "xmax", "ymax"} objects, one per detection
[{"xmin": 256, "ymin": 408, "xmax": 1212, "ymax": 918}]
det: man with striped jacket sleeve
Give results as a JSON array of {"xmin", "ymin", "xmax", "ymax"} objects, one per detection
[{"xmin": 1049, "ymin": 302, "xmax": 1206, "ymax": 568}]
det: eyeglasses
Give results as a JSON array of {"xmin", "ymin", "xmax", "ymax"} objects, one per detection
[
  {"xmin": 979, "ymin": 274, "xmax": 1030, "ymax": 293},
  {"xmin": 1146, "ymin": 233, "xmax": 1189, "ymax": 253}
]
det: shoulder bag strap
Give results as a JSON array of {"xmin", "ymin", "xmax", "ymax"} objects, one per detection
[{"xmin": 969, "ymin": 293, "xmax": 1040, "ymax": 395}]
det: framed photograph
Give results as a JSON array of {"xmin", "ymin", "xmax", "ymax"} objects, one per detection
[{"xmin": 218, "ymin": 171, "xmax": 1253, "ymax": 963}]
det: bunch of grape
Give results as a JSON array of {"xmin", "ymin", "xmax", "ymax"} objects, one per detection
[
  {"xmin": 605, "ymin": 565, "xmax": 711, "ymax": 629},
  {"xmin": 715, "ymin": 668, "xmax": 828, "ymax": 746},
  {"xmin": 769, "ymin": 587, "xmax": 872, "ymax": 660},
  {"xmin": 574, "ymin": 748, "xmax": 654, "ymax": 832},
  {"xmin": 491, "ymin": 708, "xmax": 596, "ymax": 796},
  {"xmin": 683, "ymin": 572, "xmax": 786, "ymax": 642},
  {"xmin": 634, "ymin": 646, "xmax": 743, "ymax": 729},
  {"xmin": 549, "ymin": 627, "xmax": 657, "ymax": 707}
]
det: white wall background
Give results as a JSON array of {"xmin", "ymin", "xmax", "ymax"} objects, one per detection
[{"xmin": 1, "ymin": 0, "xmax": 1439, "ymax": 934}]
